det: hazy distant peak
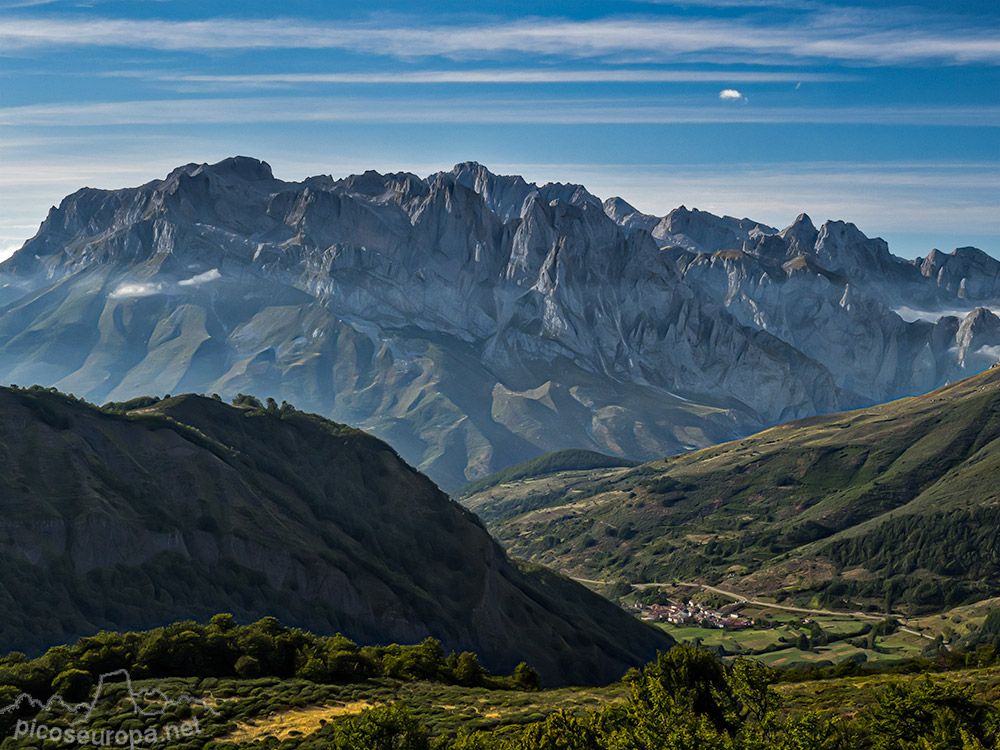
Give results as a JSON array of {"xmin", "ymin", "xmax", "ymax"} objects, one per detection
[
  {"xmin": 781, "ymin": 212, "xmax": 816, "ymax": 235},
  {"xmin": 450, "ymin": 160, "xmax": 487, "ymax": 172},
  {"xmin": 653, "ymin": 204, "xmax": 777, "ymax": 255},
  {"xmin": 337, "ymin": 169, "xmax": 391, "ymax": 196},
  {"xmin": 443, "ymin": 162, "xmax": 533, "ymax": 224},
  {"xmin": 167, "ymin": 156, "xmax": 275, "ymax": 184},
  {"xmin": 448, "ymin": 161, "xmax": 516, "ymax": 181},
  {"xmin": 447, "ymin": 161, "xmax": 527, "ymax": 188},
  {"xmin": 778, "ymin": 212, "xmax": 819, "ymax": 256},
  {"xmin": 602, "ymin": 196, "xmax": 660, "ymax": 237},
  {"xmin": 212, "ymin": 156, "xmax": 274, "ymax": 181},
  {"xmin": 602, "ymin": 196, "xmax": 639, "ymax": 218},
  {"xmin": 953, "ymin": 246, "xmax": 992, "ymax": 261},
  {"xmin": 817, "ymin": 218, "xmax": 868, "ymax": 238},
  {"xmin": 539, "ymin": 181, "xmax": 600, "ymax": 203},
  {"xmin": 812, "ymin": 219, "xmax": 893, "ymax": 275}
]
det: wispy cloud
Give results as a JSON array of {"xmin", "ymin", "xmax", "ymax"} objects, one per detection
[
  {"xmin": 630, "ymin": 0, "xmax": 820, "ymax": 8},
  {"xmin": 177, "ymin": 268, "xmax": 221, "ymax": 287},
  {"xmin": 120, "ymin": 69, "xmax": 854, "ymax": 88},
  {"xmin": 1, "ymin": 13, "xmax": 998, "ymax": 65},
  {"xmin": 2, "ymin": 96, "xmax": 998, "ymax": 127},
  {"xmin": 0, "ymin": 243, "xmax": 21, "ymax": 263},
  {"xmin": 893, "ymin": 306, "xmax": 999, "ymax": 323},
  {"xmin": 108, "ymin": 281, "xmax": 165, "ymax": 299},
  {"xmin": 109, "ymin": 268, "xmax": 221, "ymax": 298},
  {"xmin": 0, "ymin": 0, "xmax": 65, "ymax": 7}
]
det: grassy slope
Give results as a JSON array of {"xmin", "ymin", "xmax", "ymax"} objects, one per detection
[
  {"xmin": 457, "ymin": 448, "xmax": 638, "ymax": 500},
  {"xmin": 464, "ymin": 365, "xmax": 1000, "ymax": 611}
]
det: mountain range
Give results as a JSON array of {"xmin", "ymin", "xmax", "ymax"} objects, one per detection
[
  {"xmin": 3, "ymin": 156, "xmax": 1000, "ymax": 490},
  {"xmin": 0, "ymin": 386, "xmax": 670, "ymax": 685}
]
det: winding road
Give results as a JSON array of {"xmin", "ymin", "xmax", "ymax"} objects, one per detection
[{"xmin": 570, "ymin": 576, "xmax": 939, "ymax": 642}]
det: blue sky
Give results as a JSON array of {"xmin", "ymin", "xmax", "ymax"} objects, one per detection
[{"xmin": 1, "ymin": 0, "xmax": 997, "ymax": 260}]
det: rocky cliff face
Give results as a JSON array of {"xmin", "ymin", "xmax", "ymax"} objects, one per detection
[{"xmin": 2, "ymin": 157, "xmax": 998, "ymax": 489}]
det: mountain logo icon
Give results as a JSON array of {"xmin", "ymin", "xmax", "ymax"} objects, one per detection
[{"xmin": 0, "ymin": 670, "xmax": 217, "ymax": 728}]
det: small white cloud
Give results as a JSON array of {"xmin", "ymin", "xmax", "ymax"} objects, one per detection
[
  {"xmin": 976, "ymin": 344, "xmax": 1000, "ymax": 362},
  {"xmin": 892, "ymin": 305, "xmax": 1000, "ymax": 323},
  {"xmin": 0, "ymin": 244, "xmax": 20, "ymax": 263},
  {"xmin": 719, "ymin": 89, "xmax": 747, "ymax": 102},
  {"xmin": 178, "ymin": 268, "xmax": 221, "ymax": 286},
  {"xmin": 109, "ymin": 282, "xmax": 164, "ymax": 299},
  {"xmin": 108, "ymin": 269, "xmax": 221, "ymax": 299}
]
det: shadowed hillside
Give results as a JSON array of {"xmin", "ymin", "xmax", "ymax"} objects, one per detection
[{"xmin": 0, "ymin": 386, "xmax": 671, "ymax": 685}]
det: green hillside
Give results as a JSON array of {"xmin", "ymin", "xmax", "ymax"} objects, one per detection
[
  {"xmin": 0, "ymin": 386, "xmax": 671, "ymax": 685},
  {"xmin": 456, "ymin": 449, "xmax": 638, "ymax": 502},
  {"xmin": 464, "ymin": 365, "xmax": 1000, "ymax": 614}
]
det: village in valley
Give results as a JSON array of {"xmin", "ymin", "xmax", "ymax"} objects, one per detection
[
  {"xmin": 618, "ymin": 586, "xmax": 963, "ymax": 670},
  {"xmin": 626, "ymin": 598, "xmax": 756, "ymax": 630}
]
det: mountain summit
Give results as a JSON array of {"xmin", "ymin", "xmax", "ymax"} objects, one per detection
[{"xmin": 3, "ymin": 158, "xmax": 999, "ymax": 489}]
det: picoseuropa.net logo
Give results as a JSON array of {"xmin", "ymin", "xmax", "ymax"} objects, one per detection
[
  {"xmin": 1, "ymin": 669, "xmax": 216, "ymax": 749},
  {"xmin": 13, "ymin": 716, "xmax": 201, "ymax": 748}
]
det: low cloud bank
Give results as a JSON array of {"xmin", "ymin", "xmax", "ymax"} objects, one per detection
[{"xmin": 109, "ymin": 269, "xmax": 221, "ymax": 299}]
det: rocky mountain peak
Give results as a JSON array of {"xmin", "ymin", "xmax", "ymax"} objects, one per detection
[
  {"xmin": 729, "ymin": 213, "xmax": 815, "ymax": 265},
  {"xmin": 447, "ymin": 162, "xmax": 533, "ymax": 224},
  {"xmin": 961, "ymin": 305, "xmax": 1000, "ymax": 330},
  {"xmin": 450, "ymin": 160, "xmax": 489, "ymax": 174},
  {"xmin": 813, "ymin": 220, "xmax": 893, "ymax": 274},
  {"xmin": 778, "ymin": 213, "xmax": 819, "ymax": 256},
  {"xmin": 916, "ymin": 246, "xmax": 1000, "ymax": 302},
  {"xmin": 654, "ymin": 206, "xmax": 776, "ymax": 254},
  {"xmin": 790, "ymin": 212, "xmax": 815, "ymax": 229},
  {"xmin": 538, "ymin": 181, "xmax": 601, "ymax": 210},
  {"xmin": 661, "ymin": 205, "xmax": 693, "ymax": 230},
  {"xmin": 602, "ymin": 196, "xmax": 659, "ymax": 237},
  {"xmin": 211, "ymin": 155, "xmax": 275, "ymax": 181},
  {"xmin": 953, "ymin": 246, "xmax": 991, "ymax": 262},
  {"xmin": 165, "ymin": 156, "xmax": 275, "ymax": 185},
  {"xmin": 920, "ymin": 248, "xmax": 947, "ymax": 271},
  {"xmin": 816, "ymin": 219, "xmax": 868, "ymax": 247},
  {"xmin": 956, "ymin": 306, "xmax": 1000, "ymax": 366},
  {"xmin": 602, "ymin": 196, "xmax": 637, "ymax": 217},
  {"xmin": 336, "ymin": 169, "xmax": 394, "ymax": 197},
  {"xmin": 444, "ymin": 163, "xmax": 604, "ymax": 225}
]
